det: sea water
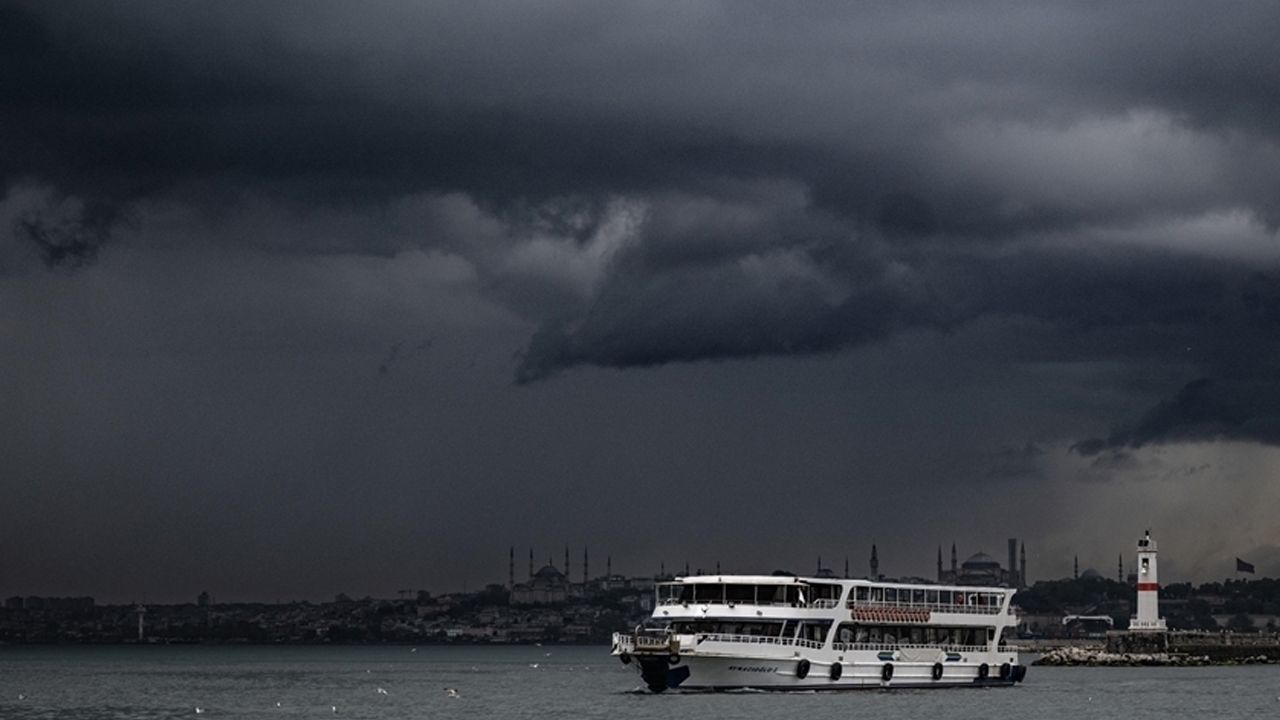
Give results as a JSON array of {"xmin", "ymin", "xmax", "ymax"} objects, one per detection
[{"xmin": 1, "ymin": 645, "xmax": 1277, "ymax": 719}]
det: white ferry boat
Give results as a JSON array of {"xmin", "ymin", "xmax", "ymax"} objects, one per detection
[{"xmin": 611, "ymin": 574, "xmax": 1026, "ymax": 691}]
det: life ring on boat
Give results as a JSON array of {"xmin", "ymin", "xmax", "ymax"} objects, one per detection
[
  {"xmin": 829, "ymin": 662, "xmax": 842, "ymax": 681},
  {"xmin": 881, "ymin": 663, "xmax": 894, "ymax": 682},
  {"xmin": 931, "ymin": 662, "xmax": 944, "ymax": 681},
  {"xmin": 978, "ymin": 663, "xmax": 990, "ymax": 679},
  {"xmin": 619, "ymin": 653, "xmax": 632, "ymax": 665},
  {"xmin": 667, "ymin": 652, "xmax": 680, "ymax": 665},
  {"xmin": 795, "ymin": 658, "xmax": 811, "ymax": 679},
  {"xmin": 999, "ymin": 662, "xmax": 1011, "ymax": 680}
]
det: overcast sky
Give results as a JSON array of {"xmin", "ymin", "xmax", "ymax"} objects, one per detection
[{"xmin": 4, "ymin": 1, "xmax": 1280, "ymax": 603}]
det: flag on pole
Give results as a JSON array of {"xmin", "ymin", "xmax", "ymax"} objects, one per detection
[{"xmin": 1236, "ymin": 557, "xmax": 1255, "ymax": 574}]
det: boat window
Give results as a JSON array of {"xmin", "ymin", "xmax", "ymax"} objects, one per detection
[
  {"xmin": 870, "ymin": 587, "xmax": 883, "ymax": 602},
  {"xmin": 799, "ymin": 621, "xmax": 832, "ymax": 644},
  {"xmin": 692, "ymin": 584, "xmax": 725, "ymax": 603},
  {"xmin": 724, "ymin": 585, "xmax": 754, "ymax": 604},
  {"xmin": 808, "ymin": 583, "xmax": 841, "ymax": 601},
  {"xmin": 926, "ymin": 589, "xmax": 938, "ymax": 604},
  {"xmin": 757, "ymin": 585, "xmax": 785, "ymax": 604},
  {"xmin": 939, "ymin": 590, "xmax": 951, "ymax": 605},
  {"xmin": 997, "ymin": 626, "xmax": 1013, "ymax": 647},
  {"xmin": 854, "ymin": 586, "xmax": 869, "ymax": 602}
]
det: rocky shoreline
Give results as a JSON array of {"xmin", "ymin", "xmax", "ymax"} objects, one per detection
[{"xmin": 1034, "ymin": 646, "xmax": 1278, "ymax": 667}]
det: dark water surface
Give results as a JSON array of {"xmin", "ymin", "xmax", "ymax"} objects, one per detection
[{"xmin": 1, "ymin": 645, "xmax": 1277, "ymax": 719}]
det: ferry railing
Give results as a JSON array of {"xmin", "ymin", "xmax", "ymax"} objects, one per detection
[
  {"xmin": 848, "ymin": 599, "xmax": 1004, "ymax": 615},
  {"xmin": 656, "ymin": 599, "xmax": 844, "ymax": 609},
  {"xmin": 615, "ymin": 631, "xmax": 827, "ymax": 652},
  {"xmin": 655, "ymin": 595, "xmax": 1009, "ymax": 615},
  {"xmin": 613, "ymin": 633, "xmax": 635, "ymax": 653},
  {"xmin": 696, "ymin": 633, "xmax": 825, "ymax": 650},
  {"xmin": 632, "ymin": 634, "xmax": 675, "ymax": 650},
  {"xmin": 613, "ymin": 631, "xmax": 677, "ymax": 654},
  {"xmin": 831, "ymin": 641, "xmax": 989, "ymax": 653}
]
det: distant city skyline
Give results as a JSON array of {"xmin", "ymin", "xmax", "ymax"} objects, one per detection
[{"xmin": 3, "ymin": 535, "xmax": 1265, "ymax": 606}]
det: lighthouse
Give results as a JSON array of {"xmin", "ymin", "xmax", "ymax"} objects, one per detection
[{"xmin": 1129, "ymin": 530, "xmax": 1167, "ymax": 632}]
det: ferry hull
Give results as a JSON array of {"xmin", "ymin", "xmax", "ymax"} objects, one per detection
[{"xmin": 627, "ymin": 652, "xmax": 1026, "ymax": 692}]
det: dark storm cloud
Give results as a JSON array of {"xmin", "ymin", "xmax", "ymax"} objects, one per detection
[
  {"xmin": 516, "ymin": 243, "xmax": 1266, "ymax": 376},
  {"xmin": 4, "ymin": 0, "xmax": 1280, "ymax": 445},
  {"xmin": 6, "ymin": 1, "xmax": 1280, "ymax": 229},
  {"xmin": 13, "ymin": 207, "xmax": 103, "ymax": 269},
  {"xmin": 1073, "ymin": 378, "xmax": 1280, "ymax": 455}
]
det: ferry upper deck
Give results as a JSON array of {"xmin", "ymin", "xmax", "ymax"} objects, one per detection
[{"xmin": 656, "ymin": 574, "xmax": 1016, "ymax": 617}]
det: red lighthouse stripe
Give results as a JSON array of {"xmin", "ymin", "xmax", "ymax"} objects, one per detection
[{"xmin": 1137, "ymin": 582, "xmax": 1159, "ymax": 591}]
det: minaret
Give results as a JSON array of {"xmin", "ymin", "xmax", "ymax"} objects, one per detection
[
  {"xmin": 1020, "ymin": 543, "xmax": 1027, "ymax": 588},
  {"xmin": 1073, "ymin": 555, "xmax": 1079, "ymax": 579},
  {"xmin": 844, "ymin": 556, "xmax": 849, "ymax": 579},
  {"xmin": 509, "ymin": 546, "xmax": 515, "ymax": 589},
  {"xmin": 1118, "ymin": 554, "xmax": 1124, "ymax": 582},
  {"xmin": 870, "ymin": 543, "xmax": 879, "ymax": 579},
  {"xmin": 951, "ymin": 543, "xmax": 958, "ymax": 575},
  {"xmin": 684, "ymin": 560, "xmax": 690, "ymax": 576},
  {"xmin": 1130, "ymin": 530, "xmax": 1167, "ymax": 631},
  {"xmin": 1007, "ymin": 538, "xmax": 1018, "ymax": 588},
  {"xmin": 528, "ymin": 548, "xmax": 534, "ymax": 579},
  {"xmin": 565, "ymin": 545, "xmax": 570, "ymax": 579},
  {"xmin": 583, "ymin": 546, "xmax": 589, "ymax": 584},
  {"xmin": 817, "ymin": 555, "xmax": 822, "ymax": 575},
  {"xmin": 937, "ymin": 546, "xmax": 944, "ymax": 582},
  {"xmin": 716, "ymin": 560, "xmax": 721, "ymax": 574},
  {"xmin": 607, "ymin": 555, "xmax": 612, "ymax": 577}
]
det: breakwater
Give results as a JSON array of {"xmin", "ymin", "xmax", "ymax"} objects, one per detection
[{"xmin": 1035, "ymin": 631, "xmax": 1280, "ymax": 666}]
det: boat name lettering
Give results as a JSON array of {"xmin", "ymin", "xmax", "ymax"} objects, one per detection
[{"xmin": 728, "ymin": 665, "xmax": 778, "ymax": 673}]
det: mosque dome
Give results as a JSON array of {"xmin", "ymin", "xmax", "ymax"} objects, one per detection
[
  {"xmin": 962, "ymin": 552, "xmax": 1001, "ymax": 570},
  {"xmin": 533, "ymin": 565, "xmax": 566, "ymax": 582},
  {"xmin": 1080, "ymin": 567, "xmax": 1103, "ymax": 580}
]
